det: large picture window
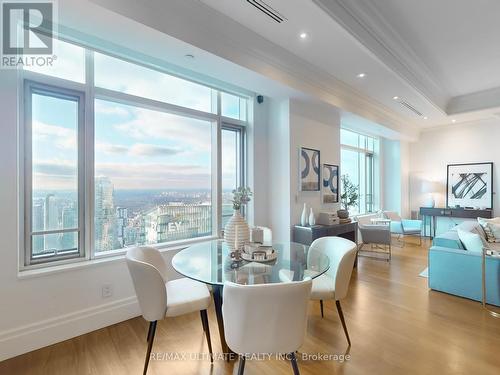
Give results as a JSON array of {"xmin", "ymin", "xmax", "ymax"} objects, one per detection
[
  {"xmin": 22, "ymin": 38, "xmax": 248, "ymax": 267},
  {"xmin": 340, "ymin": 129, "xmax": 378, "ymax": 215}
]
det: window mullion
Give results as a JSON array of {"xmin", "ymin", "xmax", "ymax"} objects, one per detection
[
  {"xmin": 85, "ymin": 49, "xmax": 95, "ymax": 260},
  {"xmin": 215, "ymin": 91, "xmax": 222, "ymax": 237}
]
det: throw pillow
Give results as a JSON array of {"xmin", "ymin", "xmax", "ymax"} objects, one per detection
[
  {"xmin": 457, "ymin": 229, "xmax": 485, "ymax": 253},
  {"xmin": 485, "ymin": 222, "xmax": 500, "ymax": 242},
  {"xmin": 477, "ymin": 217, "xmax": 500, "ymax": 243}
]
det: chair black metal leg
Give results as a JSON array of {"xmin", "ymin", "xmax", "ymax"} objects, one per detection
[
  {"xmin": 143, "ymin": 321, "xmax": 157, "ymax": 375},
  {"xmin": 320, "ymin": 300, "xmax": 324, "ymax": 318},
  {"xmin": 290, "ymin": 352, "xmax": 300, "ymax": 375},
  {"xmin": 200, "ymin": 310, "xmax": 213, "ymax": 363},
  {"xmin": 335, "ymin": 301, "xmax": 351, "ymax": 346},
  {"xmin": 237, "ymin": 356, "xmax": 246, "ymax": 375},
  {"xmin": 146, "ymin": 321, "xmax": 153, "ymax": 342}
]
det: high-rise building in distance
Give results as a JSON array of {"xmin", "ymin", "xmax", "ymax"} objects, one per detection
[
  {"xmin": 44, "ymin": 194, "xmax": 59, "ymax": 251},
  {"xmin": 95, "ymin": 176, "xmax": 116, "ymax": 252}
]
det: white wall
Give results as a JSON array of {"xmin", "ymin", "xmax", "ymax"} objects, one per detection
[
  {"xmin": 409, "ymin": 119, "xmax": 500, "ymax": 232},
  {"xmin": 289, "ymin": 99, "xmax": 341, "ymax": 229},
  {"xmin": 263, "ymin": 98, "xmax": 342, "ymax": 242},
  {"xmin": 379, "ymin": 138, "xmax": 411, "ymax": 218},
  {"xmin": 266, "ymin": 98, "xmax": 291, "ymax": 243},
  {"xmin": 247, "ymin": 97, "xmax": 269, "ymax": 227}
]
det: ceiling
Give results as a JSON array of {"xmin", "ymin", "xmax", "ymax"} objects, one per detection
[
  {"xmin": 197, "ymin": 0, "xmax": 500, "ymax": 128},
  {"xmin": 86, "ymin": 0, "xmax": 500, "ymax": 137},
  {"xmin": 367, "ymin": 0, "xmax": 500, "ymax": 97}
]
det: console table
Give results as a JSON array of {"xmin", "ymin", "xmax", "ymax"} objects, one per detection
[
  {"xmin": 419, "ymin": 207, "xmax": 492, "ymax": 239},
  {"xmin": 292, "ymin": 222, "xmax": 358, "ymax": 246},
  {"xmin": 292, "ymin": 222, "xmax": 358, "ymax": 266}
]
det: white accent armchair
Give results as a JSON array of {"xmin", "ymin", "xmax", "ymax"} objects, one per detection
[
  {"xmin": 222, "ymin": 279, "xmax": 312, "ymax": 375},
  {"xmin": 307, "ymin": 236, "xmax": 358, "ymax": 346},
  {"xmin": 383, "ymin": 211, "xmax": 423, "ymax": 246},
  {"xmin": 126, "ymin": 247, "xmax": 213, "ymax": 375},
  {"xmin": 358, "ymin": 223, "xmax": 392, "ymax": 261}
]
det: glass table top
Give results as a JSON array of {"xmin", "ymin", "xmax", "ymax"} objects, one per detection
[{"xmin": 172, "ymin": 240, "xmax": 330, "ymax": 286}]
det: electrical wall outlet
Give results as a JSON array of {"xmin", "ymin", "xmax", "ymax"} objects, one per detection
[{"xmin": 101, "ymin": 284, "xmax": 113, "ymax": 298}]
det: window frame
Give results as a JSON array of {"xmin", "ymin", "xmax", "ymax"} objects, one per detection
[
  {"xmin": 23, "ymin": 80, "xmax": 87, "ymax": 266},
  {"xmin": 20, "ymin": 39, "xmax": 249, "ymax": 270},
  {"xmin": 220, "ymin": 123, "xmax": 246, "ymax": 231},
  {"xmin": 340, "ymin": 129, "xmax": 377, "ymax": 215}
]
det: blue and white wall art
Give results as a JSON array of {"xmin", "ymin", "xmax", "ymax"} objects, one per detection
[
  {"xmin": 300, "ymin": 147, "xmax": 320, "ymax": 191},
  {"xmin": 446, "ymin": 162, "xmax": 493, "ymax": 209},
  {"xmin": 322, "ymin": 164, "xmax": 339, "ymax": 204}
]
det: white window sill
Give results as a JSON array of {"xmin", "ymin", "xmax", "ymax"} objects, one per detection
[{"xmin": 18, "ymin": 236, "xmax": 219, "ymax": 279}]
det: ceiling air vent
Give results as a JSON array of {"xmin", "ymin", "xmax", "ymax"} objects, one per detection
[
  {"xmin": 395, "ymin": 98, "xmax": 423, "ymax": 117},
  {"xmin": 246, "ymin": 0, "xmax": 287, "ymax": 23}
]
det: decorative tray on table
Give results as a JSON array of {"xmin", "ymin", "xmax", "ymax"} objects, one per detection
[{"xmin": 241, "ymin": 245, "xmax": 277, "ymax": 262}]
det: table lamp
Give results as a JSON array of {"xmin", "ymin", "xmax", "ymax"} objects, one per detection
[{"xmin": 421, "ymin": 180, "xmax": 440, "ymax": 208}]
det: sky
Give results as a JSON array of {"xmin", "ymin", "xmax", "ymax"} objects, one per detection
[{"xmin": 30, "ymin": 39, "xmax": 242, "ymax": 192}]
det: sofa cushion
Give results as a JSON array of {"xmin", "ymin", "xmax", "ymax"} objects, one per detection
[
  {"xmin": 452, "ymin": 220, "xmax": 482, "ymax": 233},
  {"xmin": 457, "ymin": 229, "xmax": 484, "ymax": 253},
  {"xmin": 478, "ymin": 217, "xmax": 500, "ymax": 243}
]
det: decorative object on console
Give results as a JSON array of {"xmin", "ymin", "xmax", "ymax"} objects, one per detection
[
  {"xmin": 317, "ymin": 212, "xmax": 340, "ymax": 225},
  {"xmin": 300, "ymin": 203, "xmax": 307, "ymax": 226},
  {"xmin": 447, "ymin": 162, "xmax": 493, "ymax": 209},
  {"xmin": 322, "ymin": 163, "xmax": 339, "ymax": 203},
  {"xmin": 300, "ymin": 147, "xmax": 320, "ymax": 191},
  {"xmin": 308, "ymin": 207, "xmax": 316, "ymax": 226},
  {"xmin": 337, "ymin": 209, "xmax": 349, "ymax": 219},
  {"xmin": 421, "ymin": 180, "xmax": 440, "ymax": 208},
  {"xmin": 224, "ymin": 187, "xmax": 252, "ymax": 251}
]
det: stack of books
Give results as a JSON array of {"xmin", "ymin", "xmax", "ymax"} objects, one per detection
[{"xmin": 339, "ymin": 218, "xmax": 352, "ymax": 224}]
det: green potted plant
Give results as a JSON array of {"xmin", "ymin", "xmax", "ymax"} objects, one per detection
[{"xmin": 338, "ymin": 174, "xmax": 358, "ymax": 218}]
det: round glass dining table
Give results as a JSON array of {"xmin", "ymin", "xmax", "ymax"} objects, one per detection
[{"xmin": 171, "ymin": 239, "xmax": 330, "ymax": 357}]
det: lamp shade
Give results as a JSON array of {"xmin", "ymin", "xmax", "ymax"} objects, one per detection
[{"xmin": 421, "ymin": 180, "xmax": 440, "ymax": 194}]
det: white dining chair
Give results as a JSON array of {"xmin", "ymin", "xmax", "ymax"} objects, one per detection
[
  {"xmin": 126, "ymin": 247, "xmax": 213, "ymax": 375},
  {"xmin": 222, "ymin": 279, "xmax": 312, "ymax": 375},
  {"xmin": 307, "ymin": 236, "xmax": 357, "ymax": 346}
]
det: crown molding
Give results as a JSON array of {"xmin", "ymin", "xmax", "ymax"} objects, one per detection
[
  {"xmin": 447, "ymin": 86, "xmax": 500, "ymax": 115},
  {"xmin": 312, "ymin": 0, "xmax": 449, "ymax": 114}
]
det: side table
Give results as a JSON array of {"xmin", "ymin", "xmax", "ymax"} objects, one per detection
[{"xmin": 482, "ymin": 246, "xmax": 500, "ymax": 318}]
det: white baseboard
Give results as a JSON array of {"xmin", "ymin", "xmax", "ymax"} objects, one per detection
[{"xmin": 0, "ymin": 296, "xmax": 140, "ymax": 361}]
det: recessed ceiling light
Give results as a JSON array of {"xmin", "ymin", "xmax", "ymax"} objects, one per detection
[
  {"xmin": 299, "ymin": 32, "xmax": 308, "ymax": 39},
  {"xmin": 357, "ymin": 73, "xmax": 366, "ymax": 78},
  {"xmin": 393, "ymin": 96, "xmax": 399, "ymax": 100},
  {"xmin": 451, "ymin": 119, "xmax": 456, "ymax": 123},
  {"xmin": 423, "ymin": 116, "xmax": 428, "ymax": 120}
]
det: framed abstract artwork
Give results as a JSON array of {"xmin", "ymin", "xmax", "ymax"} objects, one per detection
[
  {"xmin": 446, "ymin": 162, "xmax": 493, "ymax": 209},
  {"xmin": 322, "ymin": 164, "xmax": 339, "ymax": 204},
  {"xmin": 300, "ymin": 147, "xmax": 320, "ymax": 191}
]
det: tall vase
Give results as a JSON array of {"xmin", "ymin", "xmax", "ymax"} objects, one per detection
[
  {"xmin": 300, "ymin": 203, "xmax": 307, "ymax": 226},
  {"xmin": 224, "ymin": 210, "xmax": 250, "ymax": 251},
  {"xmin": 309, "ymin": 207, "xmax": 316, "ymax": 226}
]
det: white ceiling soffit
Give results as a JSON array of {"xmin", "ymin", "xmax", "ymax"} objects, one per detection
[
  {"xmin": 90, "ymin": 0, "xmax": 419, "ymax": 140},
  {"xmin": 314, "ymin": 0, "xmax": 500, "ymax": 119}
]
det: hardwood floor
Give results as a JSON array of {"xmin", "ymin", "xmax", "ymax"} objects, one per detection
[{"xmin": 2, "ymin": 237, "xmax": 500, "ymax": 375}]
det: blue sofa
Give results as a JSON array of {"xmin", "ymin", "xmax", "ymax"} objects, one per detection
[{"xmin": 428, "ymin": 221, "xmax": 500, "ymax": 307}]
